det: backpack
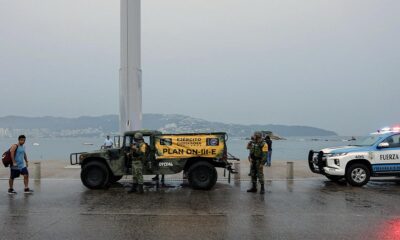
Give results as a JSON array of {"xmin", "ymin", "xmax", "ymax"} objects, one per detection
[{"xmin": 2, "ymin": 145, "xmax": 18, "ymax": 168}]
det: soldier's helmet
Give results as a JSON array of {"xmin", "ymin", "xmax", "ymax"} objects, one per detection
[
  {"xmin": 254, "ymin": 132, "xmax": 262, "ymax": 139},
  {"xmin": 134, "ymin": 132, "xmax": 144, "ymax": 140}
]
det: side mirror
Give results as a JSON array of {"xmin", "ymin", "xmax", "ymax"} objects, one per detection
[{"xmin": 378, "ymin": 142, "xmax": 390, "ymax": 149}]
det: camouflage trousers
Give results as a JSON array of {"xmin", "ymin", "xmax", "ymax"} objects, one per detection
[
  {"xmin": 250, "ymin": 158, "xmax": 264, "ymax": 184},
  {"xmin": 132, "ymin": 160, "xmax": 144, "ymax": 185}
]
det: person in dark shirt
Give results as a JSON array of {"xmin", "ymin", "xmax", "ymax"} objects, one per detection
[{"xmin": 264, "ymin": 136, "xmax": 273, "ymax": 167}]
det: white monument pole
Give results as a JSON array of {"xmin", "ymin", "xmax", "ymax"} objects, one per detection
[{"xmin": 119, "ymin": 0, "xmax": 142, "ymax": 133}]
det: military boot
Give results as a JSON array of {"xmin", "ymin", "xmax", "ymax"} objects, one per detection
[
  {"xmin": 260, "ymin": 184, "xmax": 265, "ymax": 195},
  {"xmin": 138, "ymin": 184, "xmax": 144, "ymax": 194},
  {"xmin": 128, "ymin": 184, "xmax": 137, "ymax": 194},
  {"xmin": 247, "ymin": 183, "xmax": 257, "ymax": 193}
]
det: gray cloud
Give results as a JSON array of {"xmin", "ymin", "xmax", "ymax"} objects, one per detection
[{"xmin": 0, "ymin": 0, "xmax": 399, "ymax": 135}]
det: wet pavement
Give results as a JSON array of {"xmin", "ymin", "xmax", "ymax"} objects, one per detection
[{"xmin": 1, "ymin": 179, "xmax": 400, "ymax": 240}]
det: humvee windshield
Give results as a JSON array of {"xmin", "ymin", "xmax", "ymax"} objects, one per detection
[{"xmin": 124, "ymin": 135, "xmax": 150, "ymax": 147}]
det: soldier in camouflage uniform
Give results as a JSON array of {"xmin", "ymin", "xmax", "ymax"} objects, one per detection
[
  {"xmin": 128, "ymin": 133, "xmax": 148, "ymax": 194},
  {"xmin": 247, "ymin": 132, "xmax": 268, "ymax": 194}
]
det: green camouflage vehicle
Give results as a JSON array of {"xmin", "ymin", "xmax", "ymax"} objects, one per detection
[{"xmin": 70, "ymin": 130, "xmax": 237, "ymax": 190}]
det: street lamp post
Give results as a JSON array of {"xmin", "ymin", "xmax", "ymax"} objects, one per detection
[{"xmin": 119, "ymin": 0, "xmax": 142, "ymax": 133}]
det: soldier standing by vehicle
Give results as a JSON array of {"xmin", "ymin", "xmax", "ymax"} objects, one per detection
[
  {"xmin": 247, "ymin": 136, "xmax": 255, "ymax": 176},
  {"xmin": 128, "ymin": 133, "xmax": 148, "ymax": 194},
  {"xmin": 247, "ymin": 132, "xmax": 268, "ymax": 194}
]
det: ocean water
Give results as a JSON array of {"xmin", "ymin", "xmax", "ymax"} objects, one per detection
[
  {"xmin": 228, "ymin": 136, "xmax": 355, "ymax": 160},
  {"xmin": 0, "ymin": 136, "xmax": 355, "ymax": 162}
]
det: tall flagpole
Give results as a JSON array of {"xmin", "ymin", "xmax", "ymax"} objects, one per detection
[{"xmin": 119, "ymin": 0, "xmax": 142, "ymax": 133}]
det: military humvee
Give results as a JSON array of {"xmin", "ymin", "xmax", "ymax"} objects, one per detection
[{"xmin": 71, "ymin": 130, "xmax": 235, "ymax": 190}]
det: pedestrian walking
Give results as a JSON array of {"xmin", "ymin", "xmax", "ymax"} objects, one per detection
[{"xmin": 8, "ymin": 135, "xmax": 33, "ymax": 195}]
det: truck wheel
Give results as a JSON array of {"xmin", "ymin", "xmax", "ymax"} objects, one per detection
[
  {"xmin": 395, "ymin": 176, "xmax": 400, "ymax": 185},
  {"xmin": 188, "ymin": 161, "xmax": 217, "ymax": 190},
  {"xmin": 325, "ymin": 175, "xmax": 343, "ymax": 182},
  {"xmin": 110, "ymin": 175, "xmax": 123, "ymax": 184},
  {"xmin": 346, "ymin": 164, "xmax": 370, "ymax": 187},
  {"xmin": 81, "ymin": 162, "xmax": 110, "ymax": 189}
]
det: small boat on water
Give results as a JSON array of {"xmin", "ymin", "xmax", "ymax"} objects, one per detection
[
  {"xmin": 32, "ymin": 143, "xmax": 40, "ymax": 146},
  {"xmin": 83, "ymin": 143, "xmax": 94, "ymax": 146}
]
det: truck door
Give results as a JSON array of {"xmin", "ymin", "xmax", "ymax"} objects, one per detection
[
  {"xmin": 372, "ymin": 134, "xmax": 400, "ymax": 174},
  {"xmin": 122, "ymin": 135, "xmax": 133, "ymax": 171}
]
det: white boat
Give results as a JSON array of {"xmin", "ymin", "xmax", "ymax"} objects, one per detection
[{"xmin": 83, "ymin": 143, "xmax": 94, "ymax": 146}]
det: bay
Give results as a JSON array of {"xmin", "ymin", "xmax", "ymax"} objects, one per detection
[{"xmin": 0, "ymin": 136, "xmax": 355, "ymax": 161}]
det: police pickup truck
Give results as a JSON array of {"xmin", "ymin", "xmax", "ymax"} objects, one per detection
[{"xmin": 309, "ymin": 129, "xmax": 400, "ymax": 186}]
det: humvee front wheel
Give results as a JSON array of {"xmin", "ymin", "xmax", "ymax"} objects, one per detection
[
  {"xmin": 110, "ymin": 175, "xmax": 123, "ymax": 184},
  {"xmin": 188, "ymin": 161, "xmax": 218, "ymax": 190},
  {"xmin": 81, "ymin": 162, "xmax": 110, "ymax": 189}
]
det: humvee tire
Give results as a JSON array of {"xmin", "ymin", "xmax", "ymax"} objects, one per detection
[
  {"xmin": 188, "ymin": 161, "xmax": 218, "ymax": 190},
  {"xmin": 110, "ymin": 175, "xmax": 123, "ymax": 184},
  {"xmin": 81, "ymin": 162, "xmax": 110, "ymax": 189},
  {"xmin": 325, "ymin": 175, "xmax": 343, "ymax": 182}
]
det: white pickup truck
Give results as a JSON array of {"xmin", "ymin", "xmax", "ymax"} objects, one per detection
[{"xmin": 309, "ymin": 129, "xmax": 400, "ymax": 186}]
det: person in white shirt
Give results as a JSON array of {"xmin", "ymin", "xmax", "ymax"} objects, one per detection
[{"xmin": 103, "ymin": 136, "xmax": 114, "ymax": 149}]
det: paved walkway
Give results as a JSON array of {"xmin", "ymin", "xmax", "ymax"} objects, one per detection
[{"xmin": 1, "ymin": 178, "xmax": 400, "ymax": 240}]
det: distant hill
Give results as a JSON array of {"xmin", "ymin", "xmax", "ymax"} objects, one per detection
[{"xmin": 0, "ymin": 114, "xmax": 337, "ymax": 138}]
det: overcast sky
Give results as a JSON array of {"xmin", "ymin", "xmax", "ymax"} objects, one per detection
[{"xmin": 0, "ymin": 0, "xmax": 399, "ymax": 135}]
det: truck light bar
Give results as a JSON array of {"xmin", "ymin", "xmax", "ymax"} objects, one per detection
[{"xmin": 374, "ymin": 126, "xmax": 400, "ymax": 134}]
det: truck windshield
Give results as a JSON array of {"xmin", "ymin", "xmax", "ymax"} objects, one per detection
[
  {"xmin": 125, "ymin": 136, "xmax": 134, "ymax": 147},
  {"xmin": 351, "ymin": 135, "xmax": 384, "ymax": 147},
  {"xmin": 124, "ymin": 135, "xmax": 150, "ymax": 147}
]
